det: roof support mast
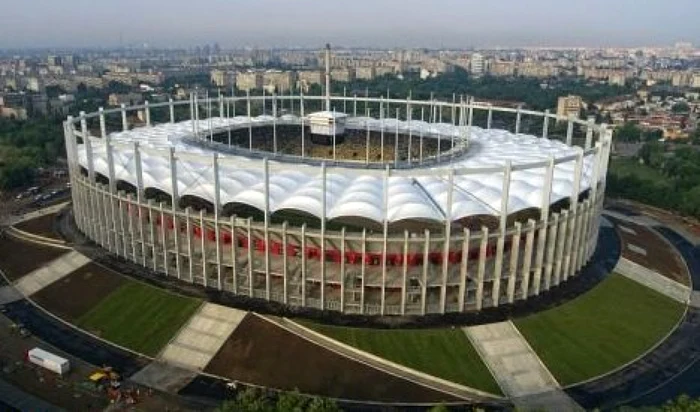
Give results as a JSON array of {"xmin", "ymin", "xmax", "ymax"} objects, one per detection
[{"xmin": 325, "ymin": 43, "xmax": 331, "ymax": 112}]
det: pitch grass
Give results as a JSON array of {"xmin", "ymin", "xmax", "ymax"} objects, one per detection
[
  {"xmin": 299, "ymin": 322, "xmax": 502, "ymax": 395},
  {"xmin": 515, "ymin": 273, "xmax": 685, "ymax": 386},
  {"xmin": 77, "ymin": 281, "xmax": 201, "ymax": 356}
]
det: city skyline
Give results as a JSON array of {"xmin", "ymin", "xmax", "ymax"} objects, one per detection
[{"xmin": 2, "ymin": 0, "xmax": 699, "ymax": 49}]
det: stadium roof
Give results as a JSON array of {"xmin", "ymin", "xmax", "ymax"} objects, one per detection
[{"xmin": 77, "ymin": 114, "xmax": 597, "ymax": 224}]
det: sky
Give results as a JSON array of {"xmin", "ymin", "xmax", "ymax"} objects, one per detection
[{"xmin": 1, "ymin": 0, "xmax": 699, "ymax": 49}]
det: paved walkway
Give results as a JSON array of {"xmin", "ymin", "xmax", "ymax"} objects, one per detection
[
  {"xmin": 271, "ymin": 316, "xmax": 503, "ymax": 403},
  {"xmin": 0, "ymin": 285, "xmax": 22, "ymax": 304},
  {"xmin": 130, "ymin": 361, "xmax": 199, "ymax": 393},
  {"xmin": 615, "ymin": 257, "xmax": 691, "ymax": 304},
  {"xmin": 2, "ymin": 202, "xmax": 69, "ymax": 227},
  {"xmin": 464, "ymin": 321, "xmax": 582, "ymax": 411},
  {"xmin": 159, "ymin": 303, "xmax": 247, "ymax": 371},
  {"xmin": 13, "ymin": 251, "xmax": 91, "ymax": 297}
]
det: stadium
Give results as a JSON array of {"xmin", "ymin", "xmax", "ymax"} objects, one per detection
[{"xmin": 62, "ymin": 60, "xmax": 611, "ymax": 316}]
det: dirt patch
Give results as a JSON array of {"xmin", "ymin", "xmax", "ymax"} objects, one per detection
[
  {"xmin": 608, "ymin": 217, "xmax": 690, "ymax": 286},
  {"xmin": 0, "ymin": 235, "xmax": 68, "ymax": 281},
  {"xmin": 204, "ymin": 315, "xmax": 457, "ymax": 403},
  {"xmin": 32, "ymin": 263, "xmax": 126, "ymax": 321},
  {"xmin": 14, "ymin": 213, "xmax": 62, "ymax": 241}
]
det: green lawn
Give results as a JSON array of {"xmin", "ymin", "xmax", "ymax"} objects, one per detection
[
  {"xmin": 77, "ymin": 281, "xmax": 201, "ymax": 356},
  {"xmin": 300, "ymin": 322, "xmax": 502, "ymax": 395},
  {"xmin": 515, "ymin": 273, "xmax": 685, "ymax": 385}
]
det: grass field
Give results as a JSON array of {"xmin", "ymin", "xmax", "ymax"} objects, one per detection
[
  {"xmin": 300, "ymin": 322, "xmax": 502, "ymax": 395},
  {"xmin": 515, "ymin": 273, "xmax": 686, "ymax": 385},
  {"xmin": 77, "ymin": 281, "xmax": 201, "ymax": 356}
]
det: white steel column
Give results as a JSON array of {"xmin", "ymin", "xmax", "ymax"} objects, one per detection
[
  {"xmin": 245, "ymin": 218, "xmax": 253, "ymax": 296},
  {"xmin": 282, "ymin": 221, "xmax": 288, "ymax": 304},
  {"xmin": 553, "ymin": 210, "xmax": 568, "ymax": 286},
  {"xmin": 160, "ymin": 203, "xmax": 168, "ymax": 276},
  {"xmin": 475, "ymin": 227, "xmax": 489, "ymax": 311},
  {"xmin": 148, "ymin": 199, "xmax": 157, "ymax": 271},
  {"xmin": 186, "ymin": 207, "xmax": 194, "ymax": 282},
  {"xmin": 543, "ymin": 213, "xmax": 559, "ymax": 291},
  {"xmin": 340, "ymin": 227, "xmax": 347, "ymax": 312},
  {"xmin": 487, "ymin": 104, "xmax": 493, "ymax": 130},
  {"xmin": 320, "ymin": 163, "xmax": 327, "ymax": 310},
  {"xmin": 360, "ymin": 228, "xmax": 367, "ymax": 314},
  {"xmin": 247, "ymin": 90, "xmax": 252, "ymax": 150},
  {"xmin": 585, "ymin": 116, "xmax": 595, "ymax": 149},
  {"xmin": 440, "ymin": 169, "xmax": 454, "ymax": 313},
  {"xmin": 421, "ymin": 229, "xmax": 430, "ymax": 315},
  {"xmin": 99, "ymin": 107, "xmax": 106, "ymax": 138},
  {"xmin": 301, "ymin": 223, "xmax": 307, "ymax": 306},
  {"xmin": 263, "ymin": 158, "xmax": 271, "ymax": 300},
  {"xmin": 506, "ymin": 222, "xmax": 522, "ymax": 304},
  {"xmin": 381, "ymin": 165, "xmax": 389, "ymax": 315},
  {"xmin": 231, "ymin": 216, "xmax": 238, "ymax": 294},
  {"xmin": 134, "ymin": 143, "xmax": 147, "ymax": 267},
  {"xmin": 520, "ymin": 219, "xmax": 536, "ymax": 299},
  {"xmin": 515, "ymin": 106, "xmax": 522, "ymax": 135},
  {"xmin": 492, "ymin": 162, "xmax": 511, "ymax": 307},
  {"xmin": 566, "ymin": 116, "xmax": 574, "ymax": 146},
  {"xmin": 300, "ymin": 92, "xmax": 305, "ymax": 158},
  {"xmin": 564, "ymin": 151, "xmax": 583, "ymax": 281},
  {"xmin": 169, "ymin": 98, "xmax": 175, "ymax": 123},
  {"xmin": 542, "ymin": 110, "xmax": 550, "ymax": 138},
  {"xmin": 200, "ymin": 210, "xmax": 208, "ymax": 287},
  {"xmin": 533, "ymin": 156, "xmax": 554, "ymax": 295},
  {"xmin": 214, "ymin": 153, "xmax": 223, "ymax": 290},
  {"xmin": 401, "ymin": 230, "xmax": 409, "ymax": 315},
  {"xmin": 144, "ymin": 100, "xmax": 151, "ymax": 126},
  {"xmin": 169, "ymin": 147, "xmax": 181, "ymax": 279},
  {"xmin": 118, "ymin": 103, "xmax": 129, "ymax": 132},
  {"xmin": 458, "ymin": 228, "xmax": 470, "ymax": 312}
]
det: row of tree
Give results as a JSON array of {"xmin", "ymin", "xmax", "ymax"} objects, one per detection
[
  {"xmin": 0, "ymin": 117, "xmax": 64, "ymax": 190},
  {"xmin": 607, "ymin": 142, "xmax": 700, "ymax": 218},
  {"xmin": 217, "ymin": 389, "xmax": 700, "ymax": 412}
]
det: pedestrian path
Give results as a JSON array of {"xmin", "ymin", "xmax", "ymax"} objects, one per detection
[
  {"xmin": 615, "ymin": 257, "xmax": 691, "ymax": 304},
  {"xmin": 130, "ymin": 361, "xmax": 199, "ymax": 393},
  {"xmin": 13, "ymin": 251, "xmax": 91, "ymax": 297},
  {"xmin": 464, "ymin": 321, "xmax": 582, "ymax": 411},
  {"xmin": 159, "ymin": 303, "xmax": 247, "ymax": 371},
  {"xmin": 0, "ymin": 286, "xmax": 22, "ymax": 304}
]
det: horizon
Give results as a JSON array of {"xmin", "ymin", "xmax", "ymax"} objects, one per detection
[{"xmin": 2, "ymin": 0, "xmax": 699, "ymax": 49}]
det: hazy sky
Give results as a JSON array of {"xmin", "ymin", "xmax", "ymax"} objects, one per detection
[{"xmin": 2, "ymin": 0, "xmax": 699, "ymax": 49}]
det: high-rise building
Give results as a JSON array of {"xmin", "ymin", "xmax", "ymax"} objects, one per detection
[
  {"xmin": 470, "ymin": 53, "xmax": 485, "ymax": 76},
  {"xmin": 556, "ymin": 95, "xmax": 583, "ymax": 119},
  {"xmin": 210, "ymin": 69, "xmax": 235, "ymax": 87}
]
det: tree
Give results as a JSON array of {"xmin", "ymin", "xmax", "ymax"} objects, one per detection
[
  {"xmin": 614, "ymin": 122, "xmax": 643, "ymax": 142},
  {"xmin": 638, "ymin": 141, "xmax": 665, "ymax": 168},
  {"xmin": 671, "ymin": 102, "xmax": 690, "ymax": 114},
  {"xmin": 216, "ymin": 388, "xmax": 341, "ymax": 412}
]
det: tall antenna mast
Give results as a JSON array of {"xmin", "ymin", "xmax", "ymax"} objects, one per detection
[{"xmin": 325, "ymin": 43, "xmax": 331, "ymax": 112}]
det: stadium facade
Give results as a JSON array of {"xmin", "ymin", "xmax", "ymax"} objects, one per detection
[{"xmin": 63, "ymin": 93, "xmax": 611, "ymax": 316}]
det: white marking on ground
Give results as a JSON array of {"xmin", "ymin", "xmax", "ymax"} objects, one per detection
[
  {"xmin": 627, "ymin": 243, "xmax": 647, "ymax": 256},
  {"xmin": 619, "ymin": 225, "xmax": 637, "ymax": 235},
  {"xmin": 159, "ymin": 303, "xmax": 246, "ymax": 371},
  {"xmin": 13, "ymin": 251, "xmax": 91, "ymax": 297},
  {"xmin": 464, "ymin": 321, "xmax": 582, "ymax": 411}
]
